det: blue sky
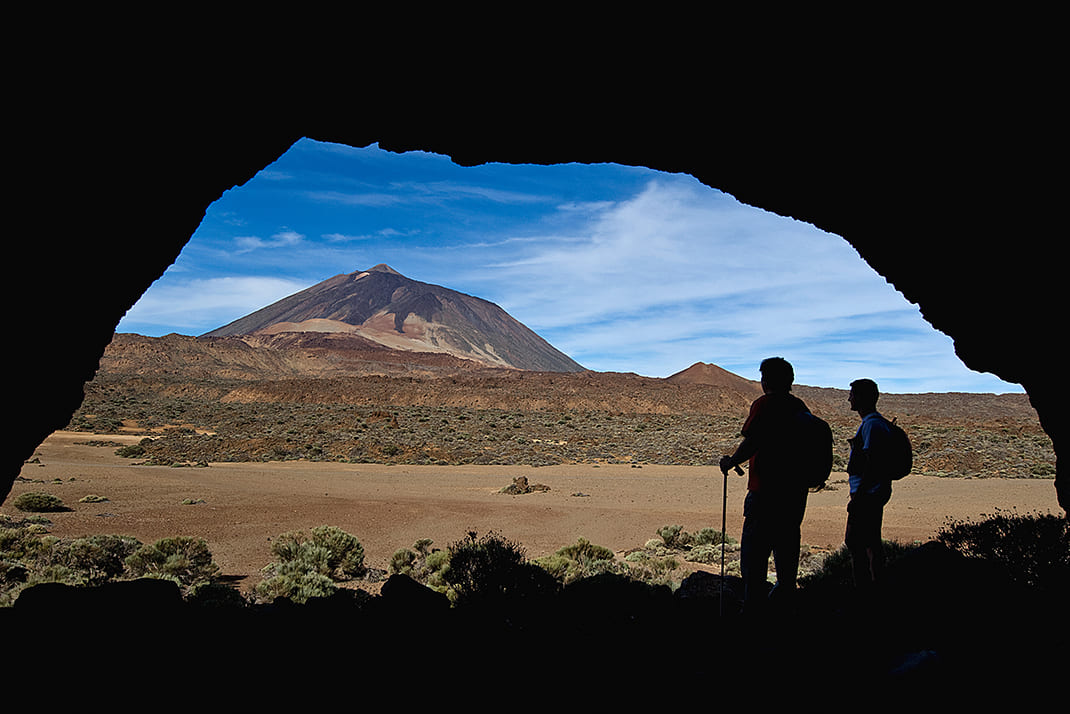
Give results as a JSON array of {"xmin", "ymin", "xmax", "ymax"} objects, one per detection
[{"xmin": 117, "ymin": 138, "xmax": 1022, "ymax": 394}]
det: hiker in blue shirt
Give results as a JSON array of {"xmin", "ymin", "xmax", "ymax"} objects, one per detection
[{"xmin": 845, "ymin": 378, "xmax": 894, "ymax": 594}]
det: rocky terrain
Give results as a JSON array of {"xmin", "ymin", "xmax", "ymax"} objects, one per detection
[{"xmin": 66, "ymin": 333, "xmax": 1055, "ymax": 480}]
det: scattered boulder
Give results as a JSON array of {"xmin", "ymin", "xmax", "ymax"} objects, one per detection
[{"xmin": 499, "ymin": 476, "xmax": 550, "ymax": 494}]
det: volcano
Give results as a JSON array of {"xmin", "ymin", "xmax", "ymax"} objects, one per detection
[{"xmin": 201, "ymin": 264, "xmax": 585, "ymax": 372}]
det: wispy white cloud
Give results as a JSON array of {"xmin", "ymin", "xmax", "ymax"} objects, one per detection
[
  {"xmin": 304, "ymin": 181, "xmax": 546, "ymax": 210},
  {"xmin": 233, "ymin": 229, "xmax": 305, "ymax": 254},
  {"xmin": 303, "ymin": 190, "xmax": 405, "ymax": 208},
  {"xmin": 116, "ymin": 275, "xmax": 311, "ymax": 335},
  {"xmin": 446, "ymin": 178, "xmax": 1014, "ymax": 392}
]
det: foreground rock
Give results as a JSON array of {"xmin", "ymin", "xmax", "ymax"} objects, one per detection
[{"xmin": 5, "ymin": 542, "xmax": 1065, "ymax": 705}]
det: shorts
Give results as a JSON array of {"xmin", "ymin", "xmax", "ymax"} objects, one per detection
[{"xmin": 845, "ymin": 488, "xmax": 890, "ymax": 549}]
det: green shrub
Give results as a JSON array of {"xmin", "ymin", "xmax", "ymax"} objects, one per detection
[
  {"xmin": 421, "ymin": 549, "xmax": 452, "ymax": 592},
  {"xmin": 0, "ymin": 527, "xmax": 42, "ymax": 560},
  {"xmin": 0, "ymin": 558, "xmax": 30, "ymax": 603},
  {"xmin": 115, "ymin": 442, "xmax": 148, "ymax": 458},
  {"xmin": 656, "ymin": 525, "xmax": 692, "ymax": 549},
  {"xmin": 269, "ymin": 525, "xmax": 366, "ymax": 580},
  {"xmin": 255, "ymin": 526, "xmax": 365, "ymax": 604},
  {"xmin": 255, "ymin": 560, "xmax": 337, "ymax": 604},
  {"xmin": 125, "ymin": 536, "xmax": 219, "ymax": 588},
  {"xmin": 1, "ymin": 527, "xmax": 148, "ymax": 602},
  {"xmin": 684, "ymin": 544, "xmax": 721, "ymax": 565},
  {"xmin": 13, "ymin": 492, "xmax": 67, "ymax": 513},
  {"xmin": 535, "ymin": 538, "xmax": 621, "ymax": 584},
  {"xmin": 693, "ymin": 527, "xmax": 735, "ymax": 547},
  {"xmin": 936, "ymin": 509, "xmax": 1069, "ymax": 590},
  {"xmin": 388, "ymin": 539, "xmax": 451, "ymax": 592},
  {"xmin": 389, "ymin": 547, "xmax": 418, "ymax": 576},
  {"xmin": 621, "ymin": 551, "xmax": 680, "ymax": 584},
  {"xmin": 65, "ymin": 534, "xmax": 142, "ymax": 585}
]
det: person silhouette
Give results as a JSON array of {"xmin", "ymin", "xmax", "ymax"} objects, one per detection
[
  {"xmin": 844, "ymin": 378, "xmax": 895, "ymax": 596},
  {"xmin": 720, "ymin": 357, "xmax": 811, "ymax": 615}
]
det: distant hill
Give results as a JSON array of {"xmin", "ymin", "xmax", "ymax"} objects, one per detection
[
  {"xmin": 666, "ymin": 362, "xmax": 762, "ymax": 398},
  {"xmin": 201, "ymin": 264, "xmax": 584, "ymax": 373}
]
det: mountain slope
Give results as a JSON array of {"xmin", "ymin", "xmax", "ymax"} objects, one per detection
[{"xmin": 201, "ymin": 264, "xmax": 584, "ymax": 372}]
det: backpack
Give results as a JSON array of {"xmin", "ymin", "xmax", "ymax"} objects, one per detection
[
  {"xmin": 879, "ymin": 416, "xmax": 913, "ymax": 480},
  {"xmin": 792, "ymin": 410, "xmax": 834, "ymax": 490}
]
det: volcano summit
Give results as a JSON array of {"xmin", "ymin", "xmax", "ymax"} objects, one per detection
[{"xmin": 201, "ymin": 264, "xmax": 584, "ymax": 373}]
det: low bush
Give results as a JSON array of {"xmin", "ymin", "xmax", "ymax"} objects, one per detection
[
  {"xmin": 115, "ymin": 441, "xmax": 149, "ymax": 458},
  {"xmin": 13, "ymin": 492, "xmax": 67, "ymax": 513},
  {"xmin": 799, "ymin": 540, "xmax": 919, "ymax": 590},
  {"xmin": 536, "ymin": 538, "xmax": 622, "ymax": 584},
  {"xmin": 656, "ymin": 525, "xmax": 692, "ymax": 549},
  {"xmin": 125, "ymin": 536, "xmax": 220, "ymax": 589},
  {"xmin": 693, "ymin": 527, "xmax": 734, "ymax": 547},
  {"xmin": 187, "ymin": 581, "xmax": 250, "ymax": 609},
  {"xmin": 442, "ymin": 531, "xmax": 558, "ymax": 607},
  {"xmin": 389, "ymin": 538, "xmax": 451, "ymax": 594},
  {"xmin": 66, "ymin": 534, "xmax": 143, "ymax": 585},
  {"xmin": 936, "ymin": 508, "xmax": 1069, "ymax": 590},
  {"xmin": 622, "ymin": 551, "xmax": 680, "ymax": 584},
  {"xmin": 256, "ymin": 557, "xmax": 337, "ymax": 604},
  {"xmin": 255, "ymin": 525, "xmax": 366, "ymax": 604},
  {"xmin": 270, "ymin": 525, "xmax": 366, "ymax": 580},
  {"xmin": 1, "ymin": 525, "xmax": 224, "ymax": 605}
]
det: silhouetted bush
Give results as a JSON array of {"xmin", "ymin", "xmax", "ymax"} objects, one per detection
[
  {"xmin": 443, "ymin": 530, "xmax": 558, "ymax": 607},
  {"xmin": 185, "ymin": 581, "xmax": 250, "ymax": 609},
  {"xmin": 935, "ymin": 509, "xmax": 1069, "ymax": 590},
  {"xmin": 799, "ymin": 540, "xmax": 919, "ymax": 590}
]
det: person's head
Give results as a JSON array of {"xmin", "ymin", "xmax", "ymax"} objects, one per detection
[
  {"xmin": 848, "ymin": 378, "xmax": 879, "ymax": 414},
  {"xmin": 759, "ymin": 357, "xmax": 794, "ymax": 394}
]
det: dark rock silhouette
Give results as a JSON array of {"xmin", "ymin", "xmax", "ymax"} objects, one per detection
[{"xmin": 5, "ymin": 546, "xmax": 1065, "ymax": 702}]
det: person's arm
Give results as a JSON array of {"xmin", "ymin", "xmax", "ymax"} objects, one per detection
[
  {"xmin": 725, "ymin": 435, "xmax": 758, "ymax": 470},
  {"xmin": 720, "ymin": 397, "xmax": 762, "ymax": 475}
]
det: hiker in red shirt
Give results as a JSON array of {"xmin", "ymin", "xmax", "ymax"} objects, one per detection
[{"xmin": 720, "ymin": 357, "xmax": 812, "ymax": 616}]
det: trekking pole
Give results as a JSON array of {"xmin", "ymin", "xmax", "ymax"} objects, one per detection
[{"xmin": 720, "ymin": 462, "xmax": 744, "ymax": 617}]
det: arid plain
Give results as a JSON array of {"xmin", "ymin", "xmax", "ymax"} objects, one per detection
[{"xmin": 9, "ymin": 430, "xmax": 1059, "ymax": 595}]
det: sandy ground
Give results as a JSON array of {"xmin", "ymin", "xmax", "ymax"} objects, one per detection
[{"xmin": 7, "ymin": 431, "xmax": 1063, "ymax": 593}]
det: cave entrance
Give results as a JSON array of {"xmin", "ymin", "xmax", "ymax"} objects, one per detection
[{"xmin": 117, "ymin": 137, "xmax": 1021, "ymax": 395}]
